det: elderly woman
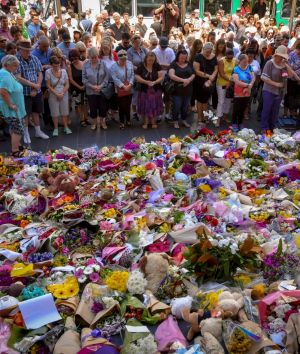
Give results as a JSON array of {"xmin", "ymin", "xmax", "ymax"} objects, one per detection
[
  {"xmin": 127, "ymin": 34, "xmax": 147, "ymax": 120},
  {"xmin": 111, "ymin": 49, "xmax": 135, "ymax": 129},
  {"xmin": 0, "ymin": 55, "xmax": 26, "ymax": 156},
  {"xmin": 193, "ymin": 42, "xmax": 218, "ymax": 125},
  {"xmin": 82, "ymin": 47, "xmax": 109, "ymax": 130},
  {"xmin": 261, "ymin": 45, "xmax": 300, "ymax": 135},
  {"xmin": 46, "ymin": 56, "xmax": 71, "ymax": 136},
  {"xmin": 75, "ymin": 41, "xmax": 87, "ymax": 61},
  {"xmin": 231, "ymin": 54, "xmax": 256, "ymax": 132}
]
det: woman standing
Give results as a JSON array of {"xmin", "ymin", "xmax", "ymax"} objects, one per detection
[
  {"xmin": 82, "ymin": 47, "xmax": 109, "ymax": 130},
  {"xmin": 67, "ymin": 49, "xmax": 89, "ymax": 127},
  {"xmin": 231, "ymin": 54, "xmax": 255, "ymax": 132},
  {"xmin": 135, "ymin": 52, "xmax": 164, "ymax": 129},
  {"xmin": 286, "ymin": 40, "xmax": 300, "ymax": 120},
  {"xmin": 189, "ymin": 39, "xmax": 203, "ymax": 112},
  {"xmin": 169, "ymin": 50, "xmax": 195, "ymax": 129},
  {"xmin": 261, "ymin": 46, "xmax": 300, "ymax": 134},
  {"xmin": 193, "ymin": 42, "xmax": 218, "ymax": 125},
  {"xmin": 0, "ymin": 55, "xmax": 26, "ymax": 156},
  {"xmin": 216, "ymin": 48, "xmax": 236, "ymax": 126},
  {"xmin": 111, "ymin": 50, "xmax": 134, "ymax": 129},
  {"xmin": 127, "ymin": 35, "xmax": 147, "ymax": 121},
  {"xmin": 45, "ymin": 56, "xmax": 72, "ymax": 136},
  {"xmin": 215, "ymin": 39, "xmax": 226, "ymax": 62}
]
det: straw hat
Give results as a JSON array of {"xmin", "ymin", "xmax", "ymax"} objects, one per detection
[
  {"xmin": 17, "ymin": 40, "xmax": 32, "ymax": 50},
  {"xmin": 274, "ymin": 45, "xmax": 289, "ymax": 60}
]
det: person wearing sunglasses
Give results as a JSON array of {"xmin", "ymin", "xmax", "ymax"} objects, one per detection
[
  {"xmin": 115, "ymin": 32, "xmax": 132, "ymax": 52},
  {"xmin": 135, "ymin": 14, "xmax": 148, "ymax": 38},
  {"xmin": 111, "ymin": 50, "xmax": 134, "ymax": 129}
]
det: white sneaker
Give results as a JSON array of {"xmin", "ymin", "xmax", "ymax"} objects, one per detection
[
  {"xmin": 23, "ymin": 131, "xmax": 31, "ymax": 145},
  {"xmin": 174, "ymin": 122, "xmax": 180, "ymax": 129},
  {"xmin": 35, "ymin": 130, "xmax": 49, "ymax": 139}
]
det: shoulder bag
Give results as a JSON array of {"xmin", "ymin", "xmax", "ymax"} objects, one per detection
[{"xmin": 116, "ymin": 64, "xmax": 132, "ymax": 97}]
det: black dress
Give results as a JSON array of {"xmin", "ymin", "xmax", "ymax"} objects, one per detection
[
  {"xmin": 70, "ymin": 63, "xmax": 84, "ymax": 105},
  {"xmin": 194, "ymin": 54, "xmax": 217, "ymax": 103}
]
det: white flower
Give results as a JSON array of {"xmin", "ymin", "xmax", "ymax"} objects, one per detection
[
  {"xmin": 102, "ymin": 297, "xmax": 118, "ymax": 308},
  {"xmin": 92, "ymin": 264, "xmax": 101, "ymax": 272},
  {"xmin": 127, "ymin": 270, "xmax": 147, "ymax": 295},
  {"xmin": 78, "ymin": 275, "xmax": 87, "ymax": 283},
  {"xmin": 83, "ymin": 266, "xmax": 94, "ymax": 275}
]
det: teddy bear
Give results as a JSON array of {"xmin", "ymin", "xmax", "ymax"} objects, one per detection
[
  {"xmin": 40, "ymin": 169, "xmax": 80, "ymax": 194},
  {"xmin": 181, "ymin": 291, "xmax": 245, "ymax": 341},
  {"xmin": 139, "ymin": 253, "xmax": 170, "ymax": 294}
]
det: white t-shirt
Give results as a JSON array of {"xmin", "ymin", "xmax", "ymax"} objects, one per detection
[
  {"xmin": 250, "ymin": 59, "xmax": 261, "ymax": 76},
  {"xmin": 152, "ymin": 47, "xmax": 175, "ymax": 68}
]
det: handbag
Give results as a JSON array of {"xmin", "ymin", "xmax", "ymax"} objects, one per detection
[
  {"xmin": 163, "ymin": 74, "xmax": 175, "ymax": 94},
  {"xmin": 116, "ymin": 64, "xmax": 131, "ymax": 97},
  {"xmin": 225, "ymin": 82, "xmax": 234, "ymax": 99},
  {"xmin": 101, "ymin": 81, "xmax": 115, "ymax": 100}
]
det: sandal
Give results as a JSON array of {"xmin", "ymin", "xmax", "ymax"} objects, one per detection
[
  {"xmin": 152, "ymin": 124, "xmax": 158, "ymax": 129},
  {"xmin": 126, "ymin": 121, "xmax": 131, "ymax": 127},
  {"xmin": 80, "ymin": 121, "xmax": 87, "ymax": 127},
  {"xmin": 142, "ymin": 124, "xmax": 148, "ymax": 129},
  {"xmin": 120, "ymin": 124, "xmax": 125, "ymax": 130}
]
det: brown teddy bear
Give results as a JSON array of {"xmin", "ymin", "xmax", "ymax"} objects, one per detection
[
  {"xmin": 40, "ymin": 169, "xmax": 80, "ymax": 194},
  {"xmin": 139, "ymin": 253, "xmax": 170, "ymax": 294}
]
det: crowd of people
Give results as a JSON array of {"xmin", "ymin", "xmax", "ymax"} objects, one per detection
[{"xmin": 0, "ymin": 0, "xmax": 300, "ymax": 155}]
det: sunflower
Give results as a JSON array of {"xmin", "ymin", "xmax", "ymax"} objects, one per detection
[{"xmin": 0, "ymin": 155, "xmax": 4, "ymax": 165}]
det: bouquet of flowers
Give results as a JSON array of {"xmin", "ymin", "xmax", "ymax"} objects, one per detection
[{"xmin": 183, "ymin": 228, "xmax": 261, "ymax": 283}]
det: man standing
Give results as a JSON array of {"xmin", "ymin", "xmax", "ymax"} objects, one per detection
[
  {"xmin": 64, "ymin": 14, "xmax": 77, "ymax": 41},
  {"xmin": 154, "ymin": 0, "xmax": 179, "ymax": 37},
  {"xmin": 0, "ymin": 36, "xmax": 6, "ymax": 60},
  {"xmin": 57, "ymin": 33, "xmax": 76, "ymax": 57},
  {"xmin": 110, "ymin": 12, "xmax": 128, "ymax": 41},
  {"xmin": 150, "ymin": 15, "xmax": 162, "ymax": 38},
  {"xmin": 16, "ymin": 40, "xmax": 49, "ymax": 144},
  {"xmin": 135, "ymin": 14, "xmax": 147, "ymax": 38},
  {"xmin": 80, "ymin": 12, "xmax": 93, "ymax": 33},
  {"xmin": 252, "ymin": 0, "xmax": 267, "ymax": 18},
  {"xmin": 32, "ymin": 36, "xmax": 52, "ymax": 128},
  {"xmin": 27, "ymin": 14, "xmax": 41, "ymax": 41},
  {"xmin": 101, "ymin": 10, "xmax": 111, "ymax": 29},
  {"xmin": 0, "ymin": 15, "xmax": 13, "ymax": 41},
  {"xmin": 115, "ymin": 32, "xmax": 132, "ymax": 52},
  {"xmin": 50, "ymin": 16, "xmax": 63, "ymax": 46},
  {"xmin": 153, "ymin": 37, "xmax": 175, "ymax": 121}
]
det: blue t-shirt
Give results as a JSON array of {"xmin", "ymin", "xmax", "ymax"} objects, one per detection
[
  {"xmin": 0, "ymin": 69, "xmax": 26, "ymax": 119},
  {"xmin": 233, "ymin": 65, "xmax": 253, "ymax": 97},
  {"xmin": 31, "ymin": 47, "xmax": 52, "ymax": 87},
  {"xmin": 57, "ymin": 42, "xmax": 76, "ymax": 58},
  {"xmin": 27, "ymin": 23, "xmax": 41, "ymax": 39}
]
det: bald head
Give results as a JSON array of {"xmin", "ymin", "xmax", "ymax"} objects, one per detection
[{"xmin": 38, "ymin": 35, "xmax": 50, "ymax": 52}]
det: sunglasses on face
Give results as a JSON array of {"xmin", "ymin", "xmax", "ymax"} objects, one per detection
[
  {"xmin": 138, "ymin": 17, "xmax": 143, "ymax": 19},
  {"xmin": 118, "ymin": 54, "xmax": 127, "ymax": 58}
]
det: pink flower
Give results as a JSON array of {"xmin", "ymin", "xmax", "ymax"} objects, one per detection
[
  {"xmin": 62, "ymin": 247, "xmax": 69, "ymax": 255},
  {"xmin": 89, "ymin": 272, "xmax": 100, "ymax": 283},
  {"xmin": 99, "ymin": 221, "xmax": 114, "ymax": 231},
  {"xmin": 75, "ymin": 268, "xmax": 84, "ymax": 277},
  {"xmin": 86, "ymin": 258, "xmax": 96, "ymax": 266}
]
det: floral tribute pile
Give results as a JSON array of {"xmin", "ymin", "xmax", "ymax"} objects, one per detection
[{"xmin": 0, "ymin": 128, "xmax": 300, "ymax": 354}]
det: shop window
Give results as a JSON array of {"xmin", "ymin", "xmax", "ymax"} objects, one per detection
[
  {"xmin": 281, "ymin": 0, "xmax": 300, "ymax": 18},
  {"xmin": 105, "ymin": 0, "xmax": 132, "ymax": 16},
  {"xmin": 137, "ymin": 0, "xmax": 162, "ymax": 17},
  {"xmin": 204, "ymin": 0, "xmax": 231, "ymax": 15}
]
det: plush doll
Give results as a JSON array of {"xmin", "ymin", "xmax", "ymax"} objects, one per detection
[
  {"xmin": 181, "ymin": 307, "xmax": 213, "ymax": 340},
  {"xmin": 217, "ymin": 291, "xmax": 244, "ymax": 318},
  {"xmin": 40, "ymin": 169, "xmax": 80, "ymax": 194},
  {"xmin": 139, "ymin": 253, "xmax": 170, "ymax": 294}
]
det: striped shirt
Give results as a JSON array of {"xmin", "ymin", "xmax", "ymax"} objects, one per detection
[{"xmin": 16, "ymin": 53, "xmax": 43, "ymax": 96}]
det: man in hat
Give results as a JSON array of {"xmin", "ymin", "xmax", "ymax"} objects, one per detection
[
  {"xmin": 153, "ymin": 37, "xmax": 175, "ymax": 121},
  {"xmin": 16, "ymin": 40, "xmax": 49, "ymax": 143},
  {"xmin": 57, "ymin": 32, "xmax": 76, "ymax": 58},
  {"xmin": 64, "ymin": 14, "xmax": 77, "ymax": 41}
]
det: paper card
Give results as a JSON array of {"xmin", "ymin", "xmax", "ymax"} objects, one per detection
[
  {"xmin": 125, "ymin": 325, "xmax": 150, "ymax": 333},
  {"xmin": 19, "ymin": 294, "xmax": 61, "ymax": 329}
]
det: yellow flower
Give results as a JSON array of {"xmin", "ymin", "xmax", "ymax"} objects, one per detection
[
  {"xmin": 135, "ymin": 217, "xmax": 147, "ymax": 232},
  {"xmin": 0, "ymin": 155, "xmax": 4, "ymax": 165},
  {"xmin": 130, "ymin": 166, "xmax": 146, "ymax": 178},
  {"xmin": 104, "ymin": 208, "xmax": 117, "ymax": 218},
  {"xmin": 202, "ymin": 290, "xmax": 223, "ymax": 310},
  {"xmin": 295, "ymin": 235, "xmax": 300, "ymax": 254},
  {"xmin": 169, "ymin": 135, "xmax": 180, "ymax": 143},
  {"xmin": 105, "ymin": 271, "xmax": 129, "ymax": 293},
  {"xmin": 48, "ymin": 276, "xmax": 79, "ymax": 299},
  {"xmin": 252, "ymin": 284, "xmax": 266, "ymax": 298},
  {"xmin": 199, "ymin": 184, "xmax": 212, "ymax": 193},
  {"xmin": 159, "ymin": 222, "xmax": 170, "ymax": 233},
  {"xmin": 167, "ymin": 167, "xmax": 176, "ymax": 175},
  {"xmin": 234, "ymin": 275, "xmax": 252, "ymax": 285}
]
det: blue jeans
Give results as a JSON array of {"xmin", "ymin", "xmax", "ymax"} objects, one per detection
[
  {"xmin": 172, "ymin": 95, "xmax": 191, "ymax": 121},
  {"xmin": 261, "ymin": 90, "xmax": 282, "ymax": 130}
]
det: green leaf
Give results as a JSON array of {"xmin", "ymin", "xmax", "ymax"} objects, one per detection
[
  {"xmin": 276, "ymin": 238, "xmax": 283, "ymax": 257},
  {"xmin": 224, "ymin": 259, "xmax": 230, "ymax": 277}
]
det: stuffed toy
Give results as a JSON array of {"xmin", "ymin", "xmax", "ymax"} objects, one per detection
[
  {"xmin": 14, "ymin": 166, "xmax": 40, "ymax": 191},
  {"xmin": 181, "ymin": 307, "xmax": 213, "ymax": 340},
  {"xmin": 139, "ymin": 253, "xmax": 170, "ymax": 294},
  {"xmin": 217, "ymin": 291, "xmax": 244, "ymax": 318},
  {"xmin": 40, "ymin": 169, "xmax": 80, "ymax": 194}
]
